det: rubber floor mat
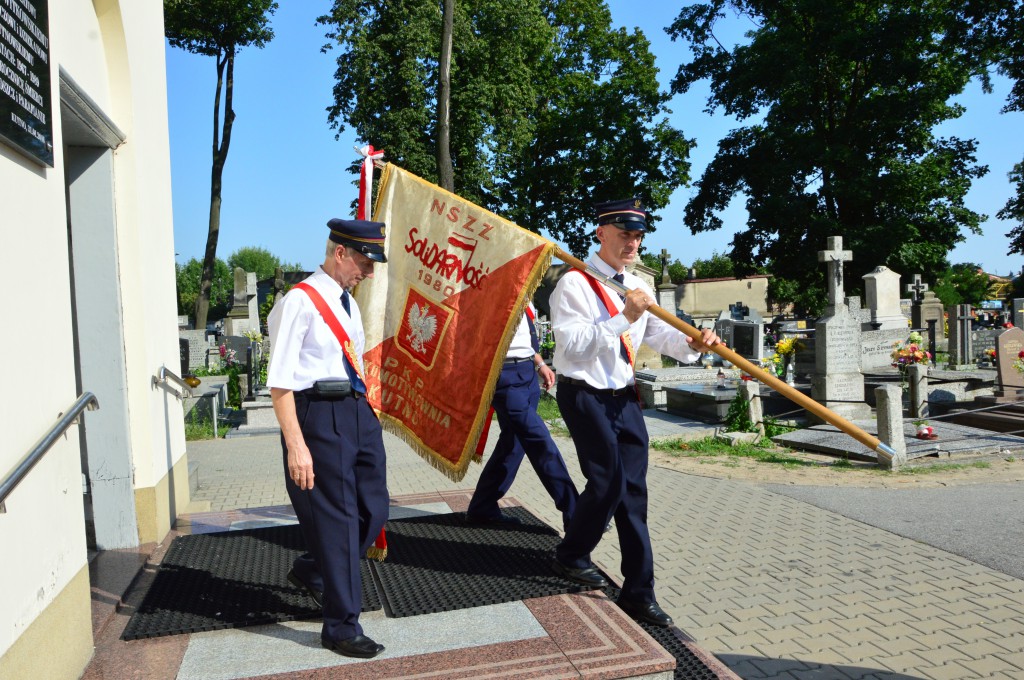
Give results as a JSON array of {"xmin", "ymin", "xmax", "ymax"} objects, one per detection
[
  {"xmin": 370, "ymin": 506, "xmax": 599, "ymax": 618},
  {"xmin": 603, "ymin": 585, "xmax": 725, "ymax": 680},
  {"xmin": 121, "ymin": 524, "xmax": 381, "ymax": 640}
]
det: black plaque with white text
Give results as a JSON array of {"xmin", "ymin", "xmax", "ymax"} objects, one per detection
[{"xmin": 0, "ymin": 0, "xmax": 52, "ymax": 166}]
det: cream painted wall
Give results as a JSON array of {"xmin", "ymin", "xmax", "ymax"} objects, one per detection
[
  {"xmin": 0, "ymin": 0, "xmax": 183, "ymax": 662},
  {"xmin": 0, "ymin": 47, "xmax": 86, "ymax": 667}
]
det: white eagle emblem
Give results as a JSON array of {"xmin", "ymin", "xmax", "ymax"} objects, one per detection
[{"xmin": 405, "ymin": 302, "xmax": 438, "ymax": 354}]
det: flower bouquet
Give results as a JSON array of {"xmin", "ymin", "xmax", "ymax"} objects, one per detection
[
  {"xmin": 890, "ymin": 332, "xmax": 931, "ymax": 369},
  {"xmin": 1014, "ymin": 350, "xmax": 1024, "ymax": 375}
]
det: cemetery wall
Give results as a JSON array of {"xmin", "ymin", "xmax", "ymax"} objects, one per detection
[
  {"xmin": 675, "ymin": 275, "xmax": 770, "ymax": 323},
  {"xmin": 0, "ymin": 2, "xmax": 181, "ymax": 676}
]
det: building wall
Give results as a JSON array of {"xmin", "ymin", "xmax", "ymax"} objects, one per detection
[
  {"xmin": 676, "ymin": 276, "xmax": 771, "ymax": 326},
  {"xmin": 0, "ymin": 0, "xmax": 183, "ymax": 674}
]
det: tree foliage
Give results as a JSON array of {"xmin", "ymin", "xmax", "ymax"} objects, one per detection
[
  {"xmin": 668, "ymin": 1, "xmax": 991, "ymax": 315},
  {"xmin": 227, "ymin": 246, "xmax": 302, "ymax": 281},
  {"xmin": 932, "ymin": 263, "xmax": 993, "ymax": 306},
  {"xmin": 176, "ymin": 258, "xmax": 232, "ymax": 321},
  {"xmin": 691, "ymin": 251, "xmax": 735, "ymax": 279},
  {"xmin": 640, "ymin": 252, "xmax": 688, "ymax": 284},
  {"xmin": 165, "ymin": 0, "xmax": 277, "ymax": 330},
  {"xmin": 318, "ymin": 0, "xmax": 692, "ymax": 255}
]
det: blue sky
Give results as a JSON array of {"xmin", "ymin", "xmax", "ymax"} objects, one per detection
[{"xmin": 166, "ymin": 1, "xmax": 1024, "ymax": 279}]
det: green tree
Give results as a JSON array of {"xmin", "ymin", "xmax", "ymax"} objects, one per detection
[
  {"xmin": 176, "ymin": 258, "xmax": 233, "ymax": 322},
  {"xmin": 319, "ymin": 0, "xmax": 692, "ymax": 255},
  {"xmin": 933, "ymin": 263, "xmax": 992, "ymax": 306},
  {"xmin": 668, "ymin": 1, "xmax": 989, "ymax": 315},
  {"xmin": 165, "ymin": 0, "xmax": 277, "ymax": 331},
  {"xmin": 226, "ymin": 246, "xmax": 302, "ymax": 281},
  {"xmin": 691, "ymin": 251, "xmax": 735, "ymax": 279},
  {"xmin": 640, "ymin": 252, "xmax": 687, "ymax": 284}
]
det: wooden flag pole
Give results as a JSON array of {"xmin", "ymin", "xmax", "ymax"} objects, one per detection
[{"xmin": 554, "ymin": 248, "xmax": 897, "ymax": 463}]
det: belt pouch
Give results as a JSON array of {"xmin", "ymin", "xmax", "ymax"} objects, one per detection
[{"xmin": 313, "ymin": 380, "xmax": 352, "ymax": 398}]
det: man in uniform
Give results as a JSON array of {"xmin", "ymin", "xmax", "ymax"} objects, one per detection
[
  {"xmin": 548, "ymin": 198, "xmax": 720, "ymax": 627},
  {"xmin": 267, "ymin": 219, "xmax": 390, "ymax": 658},
  {"xmin": 465, "ymin": 302, "xmax": 578, "ymax": 530}
]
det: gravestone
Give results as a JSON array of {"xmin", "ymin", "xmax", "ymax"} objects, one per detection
[
  {"xmin": 860, "ymin": 328, "xmax": 913, "ymax": 372},
  {"xmin": 946, "ymin": 304, "xmax": 974, "ymax": 369},
  {"xmin": 732, "ymin": 320, "xmax": 764, "ymax": 363},
  {"xmin": 995, "ymin": 327, "xmax": 1024, "ymax": 396},
  {"xmin": 862, "ymin": 266, "xmax": 908, "ymax": 330},
  {"xmin": 1013, "ymin": 297, "xmax": 1024, "ymax": 329},
  {"xmin": 222, "ymin": 336, "xmax": 253, "ymax": 369},
  {"xmin": 178, "ymin": 329, "xmax": 213, "ymax": 371},
  {"xmin": 179, "ymin": 338, "xmax": 189, "ymax": 377},
  {"xmin": 811, "ymin": 236, "xmax": 870, "ymax": 419},
  {"xmin": 224, "ymin": 267, "xmax": 259, "ymax": 336},
  {"xmin": 912, "ymin": 290, "xmax": 945, "ymax": 342},
  {"xmin": 905, "ymin": 273, "xmax": 929, "ymax": 304},
  {"xmin": 845, "ymin": 296, "xmax": 871, "ymax": 326}
]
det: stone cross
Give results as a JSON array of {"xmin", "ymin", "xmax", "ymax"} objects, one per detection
[
  {"xmin": 905, "ymin": 273, "xmax": 929, "ymax": 303},
  {"xmin": 817, "ymin": 236, "xmax": 853, "ymax": 308},
  {"xmin": 659, "ymin": 249, "xmax": 671, "ymax": 285}
]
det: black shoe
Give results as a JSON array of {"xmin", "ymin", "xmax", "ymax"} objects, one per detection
[
  {"xmin": 551, "ymin": 559, "xmax": 608, "ymax": 588},
  {"xmin": 465, "ymin": 512, "xmax": 521, "ymax": 526},
  {"xmin": 617, "ymin": 598, "xmax": 674, "ymax": 627},
  {"xmin": 322, "ymin": 634, "xmax": 385, "ymax": 659},
  {"xmin": 287, "ymin": 569, "xmax": 323, "ymax": 608}
]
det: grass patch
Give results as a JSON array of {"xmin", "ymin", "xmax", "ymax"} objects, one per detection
[
  {"xmin": 185, "ymin": 418, "xmax": 230, "ymax": 440},
  {"xmin": 651, "ymin": 436, "xmax": 815, "ymax": 468},
  {"xmin": 898, "ymin": 461, "xmax": 992, "ymax": 475}
]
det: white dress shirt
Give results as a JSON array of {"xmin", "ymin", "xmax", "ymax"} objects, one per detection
[
  {"xmin": 550, "ymin": 256, "xmax": 700, "ymax": 389},
  {"xmin": 267, "ymin": 267, "xmax": 366, "ymax": 391},
  {"xmin": 506, "ymin": 303, "xmax": 538, "ymax": 361}
]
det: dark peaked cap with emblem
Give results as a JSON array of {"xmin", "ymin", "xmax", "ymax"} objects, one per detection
[
  {"xmin": 328, "ymin": 218, "xmax": 388, "ymax": 263},
  {"xmin": 594, "ymin": 198, "xmax": 648, "ymax": 231}
]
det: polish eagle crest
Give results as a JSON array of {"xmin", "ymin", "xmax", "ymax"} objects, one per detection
[{"xmin": 405, "ymin": 302, "xmax": 438, "ymax": 354}]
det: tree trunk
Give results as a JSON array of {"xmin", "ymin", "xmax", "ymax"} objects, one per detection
[
  {"xmin": 436, "ymin": 0, "xmax": 455, "ymax": 191},
  {"xmin": 195, "ymin": 49, "xmax": 237, "ymax": 330}
]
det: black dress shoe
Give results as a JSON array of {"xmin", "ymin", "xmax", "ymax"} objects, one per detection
[
  {"xmin": 465, "ymin": 512, "xmax": 522, "ymax": 526},
  {"xmin": 322, "ymin": 634, "xmax": 385, "ymax": 659},
  {"xmin": 287, "ymin": 570, "xmax": 323, "ymax": 608},
  {"xmin": 617, "ymin": 598, "xmax": 674, "ymax": 627},
  {"xmin": 551, "ymin": 559, "xmax": 608, "ymax": 588}
]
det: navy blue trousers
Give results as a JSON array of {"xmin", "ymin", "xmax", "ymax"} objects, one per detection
[
  {"xmin": 554, "ymin": 382, "xmax": 655, "ymax": 604},
  {"xmin": 283, "ymin": 390, "xmax": 389, "ymax": 642},
  {"xmin": 467, "ymin": 361, "xmax": 577, "ymax": 528}
]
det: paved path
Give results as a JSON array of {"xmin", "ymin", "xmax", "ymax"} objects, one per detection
[{"xmin": 186, "ymin": 413, "xmax": 1024, "ymax": 679}]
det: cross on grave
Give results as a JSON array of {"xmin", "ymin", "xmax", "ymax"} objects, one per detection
[
  {"xmin": 659, "ymin": 249, "xmax": 671, "ymax": 285},
  {"xmin": 817, "ymin": 236, "xmax": 853, "ymax": 308},
  {"xmin": 905, "ymin": 273, "xmax": 929, "ymax": 303}
]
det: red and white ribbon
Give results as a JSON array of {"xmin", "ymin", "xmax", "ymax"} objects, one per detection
[{"xmin": 356, "ymin": 144, "xmax": 385, "ymax": 220}]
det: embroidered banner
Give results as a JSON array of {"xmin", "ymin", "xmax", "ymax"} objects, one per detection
[{"xmin": 354, "ymin": 164, "xmax": 552, "ymax": 480}]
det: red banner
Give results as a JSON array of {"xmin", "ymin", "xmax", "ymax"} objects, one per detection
[{"xmin": 354, "ymin": 165, "xmax": 552, "ymax": 480}]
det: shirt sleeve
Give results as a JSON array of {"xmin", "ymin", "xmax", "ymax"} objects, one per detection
[
  {"xmin": 550, "ymin": 272, "xmax": 630, "ymax": 361},
  {"xmin": 266, "ymin": 292, "xmax": 313, "ymax": 390}
]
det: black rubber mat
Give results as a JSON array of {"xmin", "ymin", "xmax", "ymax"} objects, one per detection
[
  {"xmin": 603, "ymin": 586, "xmax": 723, "ymax": 680},
  {"xmin": 121, "ymin": 524, "xmax": 381, "ymax": 640},
  {"xmin": 370, "ymin": 506, "xmax": 598, "ymax": 618}
]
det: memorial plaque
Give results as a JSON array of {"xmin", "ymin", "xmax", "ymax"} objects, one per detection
[
  {"xmin": 0, "ymin": 0, "xmax": 53, "ymax": 166},
  {"xmin": 861, "ymin": 328, "xmax": 911, "ymax": 371},
  {"xmin": 732, "ymin": 321, "xmax": 764, "ymax": 362}
]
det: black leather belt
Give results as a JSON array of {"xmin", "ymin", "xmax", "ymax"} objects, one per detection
[
  {"xmin": 557, "ymin": 375, "xmax": 634, "ymax": 397},
  {"xmin": 504, "ymin": 356, "xmax": 534, "ymax": 365}
]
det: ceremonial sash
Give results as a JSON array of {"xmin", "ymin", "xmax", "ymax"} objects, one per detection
[
  {"xmin": 572, "ymin": 271, "xmax": 636, "ymax": 367},
  {"xmin": 295, "ymin": 282, "xmax": 388, "ymax": 561}
]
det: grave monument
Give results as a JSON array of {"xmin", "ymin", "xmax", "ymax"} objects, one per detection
[
  {"xmin": 811, "ymin": 236, "xmax": 870, "ymax": 419},
  {"xmin": 224, "ymin": 267, "xmax": 259, "ymax": 336}
]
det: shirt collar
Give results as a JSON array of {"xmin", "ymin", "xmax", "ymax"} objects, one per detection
[
  {"xmin": 313, "ymin": 266, "xmax": 344, "ymax": 296},
  {"xmin": 588, "ymin": 255, "xmax": 624, "ymax": 279}
]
